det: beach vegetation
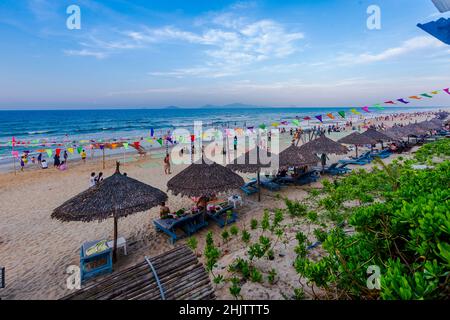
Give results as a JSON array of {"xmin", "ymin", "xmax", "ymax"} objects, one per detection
[
  {"xmin": 241, "ymin": 229, "xmax": 251, "ymax": 244},
  {"xmin": 230, "ymin": 225, "xmax": 239, "ymax": 237},
  {"xmin": 294, "ymin": 143, "xmax": 450, "ymax": 300}
]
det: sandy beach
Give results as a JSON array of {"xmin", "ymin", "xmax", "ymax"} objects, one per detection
[{"xmin": 0, "ymin": 110, "xmax": 445, "ymax": 300}]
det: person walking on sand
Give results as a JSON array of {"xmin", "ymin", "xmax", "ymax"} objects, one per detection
[
  {"xmin": 53, "ymin": 154, "xmax": 60, "ymax": 168},
  {"xmin": 20, "ymin": 157, "xmax": 25, "ymax": 171},
  {"xmin": 63, "ymin": 150, "xmax": 68, "ymax": 163},
  {"xmin": 81, "ymin": 149, "xmax": 87, "ymax": 163},
  {"xmin": 37, "ymin": 153, "xmax": 42, "ymax": 164},
  {"xmin": 163, "ymin": 153, "xmax": 171, "ymax": 175}
]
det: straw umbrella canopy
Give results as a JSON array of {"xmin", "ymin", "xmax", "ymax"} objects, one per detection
[
  {"xmin": 417, "ymin": 120, "xmax": 442, "ymax": 131},
  {"xmin": 402, "ymin": 123, "xmax": 429, "ymax": 137},
  {"xmin": 298, "ymin": 135, "xmax": 348, "ymax": 171},
  {"xmin": 361, "ymin": 128, "xmax": 392, "ymax": 149},
  {"xmin": 227, "ymin": 147, "xmax": 272, "ymax": 202},
  {"xmin": 298, "ymin": 134, "xmax": 348, "ymax": 155},
  {"xmin": 430, "ymin": 118, "xmax": 444, "ymax": 127},
  {"xmin": 52, "ymin": 162, "xmax": 168, "ymax": 262},
  {"xmin": 384, "ymin": 126, "xmax": 408, "ymax": 141},
  {"xmin": 278, "ymin": 144, "xmax": 320, "ymax": 169},
  {"xmin": 338, "ymin": 132, "xmax": 377, "ymax": 157},
  {"xmin": 167, "ymin": 161, "xmax": 244, "ymax": 198}
]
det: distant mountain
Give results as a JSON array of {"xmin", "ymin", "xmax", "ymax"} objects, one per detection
[
  {"xmin": 163, "ymin": 105, "xmax": 181, "ymax": 109},
  {"xmin": 201, "ymin": 103, "xmax": 261, "ymax": 109}
]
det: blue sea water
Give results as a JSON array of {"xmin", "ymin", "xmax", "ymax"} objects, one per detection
[{"xmin": 0, "ymin": 106, "xmax": 440, "ymax": 160}]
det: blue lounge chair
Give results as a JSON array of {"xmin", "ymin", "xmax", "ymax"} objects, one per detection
[
  {"xmin": 319, "ymin": 163, "xmax": 351, "ymax": 175},
  {"xmin": 240, "ymin": 179, "xmax": 259, "ymax": 195},
  {"xmin": 370, "ymin": 149, "xmax": 392, "ymax": 159},
  {"xmin": 206, "ymin": 204, "xmax": 237, "ymax": 228},
  {"xmin": 260, "ymin": 177, "xmax": 282, "ymax": 191},
  {"xmin": 338, "ymin": 151, "xmax": 372, "ymax": 165},
  {"xmin": 154, "ymin": 212, "xmax": 208, "ymax": 244},
  {"xmin": 296, "ymin": 170, "xmax": 320, "ymax": 185}
]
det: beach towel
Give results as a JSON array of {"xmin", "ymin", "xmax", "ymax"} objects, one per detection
[{"xmin": 86, "ymin": 240, "xmax": 109, "ymax": 256}]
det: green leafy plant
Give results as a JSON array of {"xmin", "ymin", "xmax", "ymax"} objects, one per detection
[
  {"xmin": 285, "ymin": 198, "xmax": 308, "ymax": 217},
  {"xmin": 250, "ymin": 218, "xmax": 258, "ymax": 230},
  {"xmin": 186, "ymin": 236, "xmax": 198, "ymax": 253},
  {"xmin": 230, "ymin": 225, "xmax": 239, "ymax": 237},
  {"xmin": 241, "ymin": 229, "xmax": 251, "ymax": 244},
  {"xmin": 229, "ymin": 277, "xmax": 242, "ymax": 299},
  {"xmin": 295, "ymin": 153, "xmax": 450, "ymax": 300},
  {"xmin": 267, "ymin": 268, "xmax": 277, "ymax": 284}
]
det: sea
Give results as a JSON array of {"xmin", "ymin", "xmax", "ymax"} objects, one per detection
[{"xmin": 0, "ymin": 106, "xmax": 442, "ymax": 163}]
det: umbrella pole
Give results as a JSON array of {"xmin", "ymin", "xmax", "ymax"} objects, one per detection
[
  {"xmin": 257, "ymin": 169, "xmax": 261, "ymax": 202},
  {"xmin": 113, "ymin": 215, "xmax": 118, "ymax": 263},
  {"xmin": 102, "ymin": 148, "xmax": 106, "ymax": 169}
]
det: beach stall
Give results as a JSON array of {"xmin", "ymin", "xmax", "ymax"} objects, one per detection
[
  {"xmin": 158, "ymin": 161, "xmax": 244, "ymax": 241},
  {"xmin": 338, "ymin": 132, "xmax": 377, "ymax": 158},
  {"xmin": 361, "ymin": 129, "xmax": 392, "ymax": 148},
  {"xmin": 274, "ymin": 144, "xmax": 320, "ymax": 185},
  {"xmin": 298, "ymin": 134, "xmax": 348, "ymax": 173},
  {"xmin": 227, "ymin": 146, "xmax": 273, "ymax": 202},
  {"xmin": 52, "ymin": 162, "xmax": 167, "ymax": 269},
  {"xmin": 62, "ymin": 246, "xmax": 215, "ymax": 300}
]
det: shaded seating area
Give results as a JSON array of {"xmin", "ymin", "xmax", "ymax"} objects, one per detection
[
  {"xmin": 161, "ymin": 160, "xmax": 244, "ymax": 243},
  {"xmin": 206, "ymin": 203, "xmax": 237, "ymax": 228},
  {"xmin": 154, "ymin": 209, "xmax": 208, "ymax": 244},
  {"xmin": 52, "ymin": 162, "xmax": 168, "ymax": 265},
  {"xmin": 316, "ymin": 162, "xmax": 351, "ymax": 175},
  {"xmin": 62, "ymin": 246, "xmax": 215, "ymax": 300},
  {"xmin": 338, "ymin": 151, "xmax": 372, "ymax": 165},
  {"xmin": 240, "ymin": 179, "xmax": 259, "ymax": 195}
]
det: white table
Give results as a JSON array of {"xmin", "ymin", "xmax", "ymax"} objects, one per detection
[
  {"xmin": 228, "ymin": 195, "xmax": 243, "ymax": 208},
  {"xmin": 107, "ymin": 236, "xmax": 127, "ymax": 255}
]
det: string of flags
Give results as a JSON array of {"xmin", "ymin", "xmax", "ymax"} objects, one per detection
[{"xmin": 4, "ymin": 87, "xmax": 449, "ymax": 158}]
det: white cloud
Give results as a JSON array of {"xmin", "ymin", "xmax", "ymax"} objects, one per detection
[
  {"xmin": 63, "ymin": 49, "xmax": 107, "ymax": 59},
  {"xmin": 336, "ymin": 36, "xmax": 445, "ymax": 64},
  {"xmin": 145, "ymin": 16, "xmax": 304, "ymax": 77}
]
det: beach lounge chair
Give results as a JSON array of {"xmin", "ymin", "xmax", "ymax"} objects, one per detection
[
  {"xmin": 154, "ymin": 212, "xmax": 208, "ymax": 244},
  {"xmin": 260, "ymin": 177, "xmax": 282, "ymax": 191},
  {"xmin": 206, "ymin": 204, "xmax": 237, "ymax": 228},
  {"xmin": 318, "ymin": 163, "xmax": 352, "ymax": 175},
  {"xmin": 370, "ymin": 149, "xmax": 392, "ymax": 159},
  {"xmin": 338, "ymin": 152, "xmax": 372, "ymax": 165},
  {"xmin": 240, "ymin": 179, "xmax": 259, "ymax": 195},
  {"xmin": 296, "ymin": 170, "xmax": 320, "ymax": 185}
]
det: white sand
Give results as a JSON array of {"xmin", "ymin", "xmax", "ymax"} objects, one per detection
[{"xmin": 0, "ymin": 110, "xmax": 442, "ymax": 300}]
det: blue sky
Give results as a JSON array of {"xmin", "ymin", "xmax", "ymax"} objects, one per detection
[{"xmin": 0, "ymin": 0, "xmax": 449, "ymax": 109}]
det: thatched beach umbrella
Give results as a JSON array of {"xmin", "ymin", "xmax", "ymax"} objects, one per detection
[
  {"xmin": 52, "ymin": 162, "xmax": 167, "ymax": 262},
  {"xmin": 338, "ymin": 132, "xmax": 377, "ymax": 157},
  {"xmin": 298, "ymin": 135, "xmax": 348, "ymax": 171},
  {"xmin": 227, "ymin": 147, "xmax": 272, "ymax": 202},
  {"xmin": 402, "ymin": 123, "xmax": 428, "ymax": 137},
  {"xmin": 417, "ymin": 120, "xmax": 442, "ymax": 131},
  {"xmin": 278, "ymin": 144, "xmax": 320, "ymax": 169},
  {"xmin": 167, "ymin": 161, "xmax": 245, "ymax": 198},
  {"xmin": 384, "ymin": 126, "xmax": 408, "ymax": 141},
  {"xmin": 361, "ymin": 128, "xmax": 392, "ymax": 148}
]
